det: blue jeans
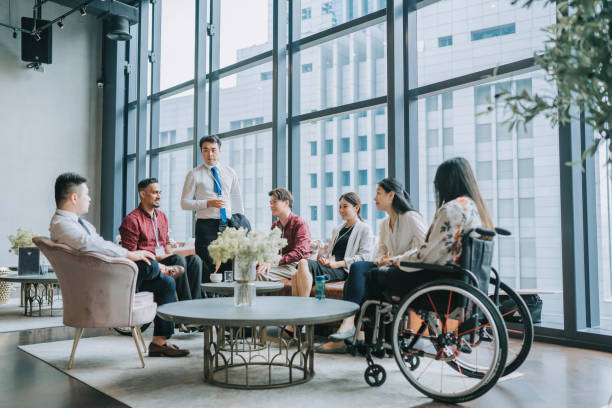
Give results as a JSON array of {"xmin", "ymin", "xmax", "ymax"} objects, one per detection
[
  {"xmin": 342, "ymin": 261, "xmax": 375, "ymax": 305},
  {"xmin": 136, "ymin": 260, "xmax": 176, "ymax": 338}
]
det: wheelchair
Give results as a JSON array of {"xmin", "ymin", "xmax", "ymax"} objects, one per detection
[{"xmin": 349, "ymin": 227, "xmax": 533, "ymax": 404}]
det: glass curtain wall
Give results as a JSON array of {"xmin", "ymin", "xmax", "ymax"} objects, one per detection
[
  {"xmin": 413, "ymin": 1, "xmax": 563, "ymax": 328},
  {"xmin": 112, "ymin": 0, "xmax": 612, "ymax": 349}
]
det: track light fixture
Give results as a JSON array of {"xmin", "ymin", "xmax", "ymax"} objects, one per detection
[
  {"xmin": 13, "ymin": 29, "xmax": 17, "ymax": 39},
  {"xmin": 80, "ymin": 7, "xmax": 87, "ymax": 16},
  {"xmin": 57, "ymin": 20, "xmax": 64, "ymax": 30}
]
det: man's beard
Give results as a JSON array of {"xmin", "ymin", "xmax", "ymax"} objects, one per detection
[{"xmin": 153, "ymin": 202, "xmax": 160, "ymax": 208}]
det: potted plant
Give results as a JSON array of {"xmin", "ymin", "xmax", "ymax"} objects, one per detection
[
  {"xmin": 8, "ymin": 228, "xmax": 35, "ymax": 257},
  {"xmin": 208, "ymin": 227, "xmax": 287, "ymax": 306}
]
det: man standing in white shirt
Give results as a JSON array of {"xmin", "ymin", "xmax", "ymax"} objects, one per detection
[
  {"xmin": 49, "ymin": 173, "xmax": 189, "ymax": 357},
  {"xmin": 181, "ymin": 135, "xmax": 245, "ymax": 283}
]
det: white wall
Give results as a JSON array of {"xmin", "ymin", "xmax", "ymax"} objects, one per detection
[{"xmin": 0, "ymin": 2, "xmax": 102, "ymax": 266}]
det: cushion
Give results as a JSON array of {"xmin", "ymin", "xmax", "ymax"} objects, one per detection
[{"xmin": 273, "ymin": 279, "xmax": 345, "ymax": 300}]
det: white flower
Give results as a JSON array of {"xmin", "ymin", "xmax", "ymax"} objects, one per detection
[{"xmin": 208, "ymin": 227, "xmax": 287, "ymax": 270}]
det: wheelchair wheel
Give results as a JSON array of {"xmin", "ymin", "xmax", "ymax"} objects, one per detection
[
  {"xmin": 392, "ymin": 280, "xmax": 508, "ymax": 404},
  {"xmin": 114, "ymin": 323, "xmax": 151, "ymax": 336},
  {"xmin": 364, "ymin": 364, "xmax": 386, "ymax": 387},
  {"xmin": 490, "ymin": 278, "xmax": 533, "ymax": 376}
]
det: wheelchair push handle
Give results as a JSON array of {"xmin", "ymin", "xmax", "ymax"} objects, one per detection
[
  {"xmin": 495, "ymin": 227, "xmax": 511, "ymax": 236},
  {"xmin": 474, "ymin": 227, "xmax": 496, "ymax": 237},
  {"xmin": 467, "ymin": 227, "xmax": 512, "ymax": 238}
]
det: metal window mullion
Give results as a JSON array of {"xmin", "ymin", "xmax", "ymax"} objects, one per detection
[
  {"xmin": 288, "ymin": 0, "xmax": 302, "ymax": 211},
  {"xmin": 293, "ymin": 8, "xmax": 386, "ymax": 52},
  {"xmin": 558, "ymin": 109, "xmax": 585, "ymax": 334},
  {"xmin": 272, "ymin": 0, "xmax": 288, "ymax": 189},
  {"xmin": 208, "ymin": 0, "xmax": 220, "ymax": 135},
  {"xmin": 212, "ymin": 51, "xmax": 273, "ymax": 80},
  {"xmin": 386, "ymin": 0, "xmax": 405, "ymax": 184},
  {"xmin": 217, "ymin": 122, "xmax": 273, "ymax": 140},
  {"xmin": 410, "ymin": 57, "xmax": 537, "ymax": 98},
  {"xmin": 292, "ymin": 95, "xmax": 386, "ymax": 124},
  {"xmin": 149, "ymin": 0, "xmax": 162, "ymax": 179},
  {"xmin": 135, "ymin": 0, "xmax": 149, "ymax": 200},
  {"xmin": 581, "ymin": 114, "xmax": 600, "ymax": 327},
  {"xmin": 194, "ymin": 0, "xmax": 208, "ymax": 168},
  {"xmin": 405, "ymin": 0, "xmax": 418, "ymax": 204}
]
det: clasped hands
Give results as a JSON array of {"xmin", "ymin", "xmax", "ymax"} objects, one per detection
[
  {"xmin": 317, "ymin": 255, "xmax": 342, "ymax": 269},
  {"xmin": 375, "ymin": 253, "xmax": 398, "ymax": 267}
]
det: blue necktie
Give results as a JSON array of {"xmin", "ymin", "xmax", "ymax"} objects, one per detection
[
  {"xmin": 211, "ymin": 166, "xmax": 227, "ymax": 223},
  {"xmin": 78, "ymin": 217, "xmax": 91, "ymax": 235}
]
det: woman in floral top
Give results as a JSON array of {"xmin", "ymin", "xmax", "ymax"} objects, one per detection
[{"xmin": 363, "ymin": 157, "xmax": 494, "ymax": 303}]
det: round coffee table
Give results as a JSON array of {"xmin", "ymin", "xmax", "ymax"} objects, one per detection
[
  {"xmin": 201, "ymin": 281, "xmax": 284, "ymax": 296},
  {"xmin": 157, "ymin": 296, "xmax": 358, "ymax": 389},
  {"xmin": 0, "ymin": 273, "xmax": 58, "ymax": 316}
]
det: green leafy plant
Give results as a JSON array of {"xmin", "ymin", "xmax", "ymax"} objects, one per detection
[
  {"xmin": 7, "ymin": 228, "xmax": 35, "ymax": 255},
  {"xmin": 498, "ymin": 0, "xmax": 611, "ymax": 164}
]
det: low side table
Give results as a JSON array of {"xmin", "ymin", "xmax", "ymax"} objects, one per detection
[
  {"xmin": 157, "ymin": 296, "xmax": 358, "ymax": 389},
  {"xmin": 0, "ymin": 273, "xmax": 58, "ymax": 316}
]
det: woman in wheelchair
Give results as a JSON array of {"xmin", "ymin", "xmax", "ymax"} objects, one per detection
[
  {"xmin": 317, "ymin": 177, "xmax": 426, "ymax": 353},
  {"xmin": 355, "ymin": 157, "xmax": 507, "ymax": 402},
  {"xmin": 363, "ymin": 157, "xmax": 493, "ymax": 304},
  {"xmin": 291, "ymin": 192, "xmax": 373, "ymax": 297}
]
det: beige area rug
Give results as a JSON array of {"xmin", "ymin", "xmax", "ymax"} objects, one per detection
[
  {"xmin": 19, "ymin": 331, "xmax": 429, "ymax": 408},
  {"xmin": 0, "ymin": 289, "xmax": 63, "ymax": 333},
  {"xmin": 19, "ymin": 330, "xmax": 524, "ymax": 408}
]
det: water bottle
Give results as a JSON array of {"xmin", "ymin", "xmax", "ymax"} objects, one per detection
[
  {"xmin": 315, "ymin": 275, "xmax": 326, "ymax": 300},
  {"xmin": 40, "ymin": 256, "xmax": 49, "ymax": 275}
]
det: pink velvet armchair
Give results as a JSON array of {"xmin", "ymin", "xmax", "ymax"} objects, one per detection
[{"xmin": 33, "ymin": 237, "xmax": 157, "ymax": 369}]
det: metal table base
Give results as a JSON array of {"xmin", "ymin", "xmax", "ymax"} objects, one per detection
[
  {"xmin": 203, "ymin": 324, "xmax": 315, "ymax": 389},
  {"xmin": 21, "ymin": 281, "xmax": 56, "ymax": 316}
]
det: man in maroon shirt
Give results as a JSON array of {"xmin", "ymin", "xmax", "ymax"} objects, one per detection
[
  {"xmin": 120, "ymin": 178, "xmax": 202, "ymax": 301},
  {"xmin": 256, "ymin": 188, "xmax": 311, "ymax": 281}
]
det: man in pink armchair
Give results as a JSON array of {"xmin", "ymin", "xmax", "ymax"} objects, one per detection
[{"xmin": 49, "ymin": 172, "xmax": 189, "ymax": 358}]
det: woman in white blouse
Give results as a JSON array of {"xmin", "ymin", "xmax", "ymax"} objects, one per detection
[
  {"xmin": 317, "ymin": 178, "xmax": 426, "ymax": 353},
  {"xmin": 292, "ymin": 192, "xmax": 373, "ymax": 297},
  {"xmin": 363, "ymin": 157, "xmax": 494, "ymax": 306}
]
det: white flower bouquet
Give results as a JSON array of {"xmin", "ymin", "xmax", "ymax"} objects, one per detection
[{"xmin": 208, "ymin": 227, "xmax": 287, "ymax": 271}]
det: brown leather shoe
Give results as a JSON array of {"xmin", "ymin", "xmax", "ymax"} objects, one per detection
[{"xmin": 148, "ymin": 342, "xmax": 190, "ymax": 357}]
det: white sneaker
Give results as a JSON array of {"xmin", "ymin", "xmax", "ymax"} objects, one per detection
[{"xmin": 411, "ymin": 337, "xmax": 437, "ymax": 354}]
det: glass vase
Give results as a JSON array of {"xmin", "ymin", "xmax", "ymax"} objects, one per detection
[{"xmin": 233, "ymin": 258, "xmax": 256, "ymax": 307}]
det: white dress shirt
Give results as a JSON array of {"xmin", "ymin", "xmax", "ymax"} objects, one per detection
[
  {"xmin": 375, "ymin": 210, "xmax": 427, "ymax": 262},
  {"xmin": 180, "ymin": 162, "xmax": 244, "ymax": 220},
  {"xmin": 49, "ymin": 209, "xmax": 128, "ymax": 258}
]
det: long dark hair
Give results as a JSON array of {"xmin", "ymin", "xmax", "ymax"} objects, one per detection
[
  {"xmin": 433, "ymin": 157, "xmax": 493, "ymax": 229},
  {"xmin": 377, "ymin": 177, "xmax": 415, "ymax": 215},
  {"xmin": 339, "ymin": 192, "xmax": 364, "ymax": 221}
]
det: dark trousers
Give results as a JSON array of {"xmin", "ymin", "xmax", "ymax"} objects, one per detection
[
  {"xmin": 363, "ymin": 266, "xmax": 444, "ymax": 303},
  {"xmin": 195, "ymin": 219, "xmax": 231, "ymax": 283},
  {"xmin": 135, "ymin": 260, "xmax": 175, "ymax": 338},
  {"xmin": 342, "ymin": 261, "xmax": 375, "ymax": 305},
  {"xmin": 159, "ymin": 254, "xmax": 203, "ymax": 300}
]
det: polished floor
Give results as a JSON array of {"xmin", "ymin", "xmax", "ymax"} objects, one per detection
[{"xmin": 1, "ymin": 326, "xmax": 611, "ymax": 408}]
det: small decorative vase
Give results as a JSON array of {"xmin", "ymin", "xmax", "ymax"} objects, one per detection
[{"xmin": 233, "ymin": 258, "xmax": 256, "ymax": 307}]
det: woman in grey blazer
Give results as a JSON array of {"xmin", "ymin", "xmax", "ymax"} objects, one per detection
[{"xmin": 291, "ymin": 192, "xmax": 373, "ymax": 297}]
